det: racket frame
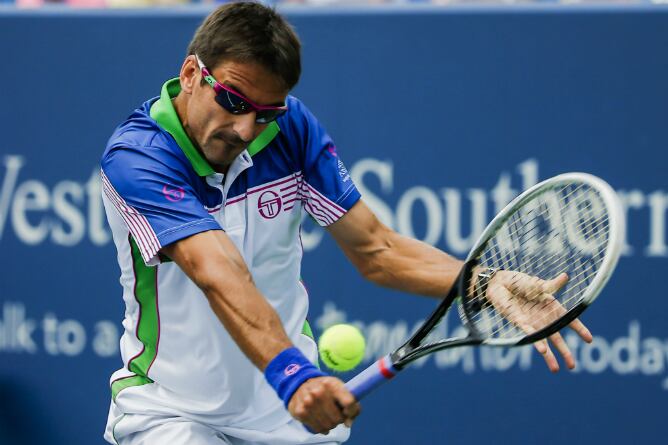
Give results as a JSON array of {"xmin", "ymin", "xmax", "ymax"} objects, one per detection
[{"xmin": 345, "ymin": 172, "xmax": 624, "ymax": 400}]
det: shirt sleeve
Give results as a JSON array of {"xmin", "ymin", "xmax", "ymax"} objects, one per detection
[
  {"xmin": 288, "ymin": 99, "xmax": 361, "ymax": 226},
  {"xmin": 101, "ymin": 145, "xmax": 222, "ymax": 266}
]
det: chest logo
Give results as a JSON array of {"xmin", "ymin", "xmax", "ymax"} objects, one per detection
[{"xmin": 258, "ymin": 190, "xmax": 282, "ymax": 219}]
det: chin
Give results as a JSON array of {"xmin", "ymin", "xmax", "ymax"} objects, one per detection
[
  {"xmin": 207, "ymin": 155, "xmax": 231, "ymax": 170},
  {"xmin": 201, "ymin": 148, "xmax": 228, "ymax": 167}
]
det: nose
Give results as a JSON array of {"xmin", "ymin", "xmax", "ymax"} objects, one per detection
[{"xmin": 232, "ymin": 112, "xmax": 257, "ymax": 144}]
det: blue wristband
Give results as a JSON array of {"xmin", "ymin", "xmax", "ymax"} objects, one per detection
[{"xmin": 264, "ymin": 347, "xmax": 327, "ymax": 407}]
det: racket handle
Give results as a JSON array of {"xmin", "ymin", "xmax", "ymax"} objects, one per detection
[{"xmin": 345, "ymin": 355, "xmax": 398, "ymax": 401}]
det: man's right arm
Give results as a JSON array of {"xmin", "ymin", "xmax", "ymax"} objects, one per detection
[
  {"xmin": 161, "ymin": 229, "xmax": 359, "ymax": 433},
  {"xmin": 162, "ymin": 229, "xmax": 291, "ymax": 368}
]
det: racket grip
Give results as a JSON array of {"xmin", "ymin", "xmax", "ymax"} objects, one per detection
[{"xmin": 345, "ymin": 355, "xmax": 398, "ymax": 401}]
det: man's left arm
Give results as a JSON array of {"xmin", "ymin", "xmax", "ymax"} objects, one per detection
[
  {"xmin": 326, "ymin": 199, "xmax": 462, "ymax": 298},
  {"xmin": 326, "ymin": 199, "xmax": 591, "ymax": 372}
]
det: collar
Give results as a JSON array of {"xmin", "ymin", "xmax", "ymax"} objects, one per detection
[{"xmin": 150, "ymin": 78, "xmax": 280, "ymax": 177}]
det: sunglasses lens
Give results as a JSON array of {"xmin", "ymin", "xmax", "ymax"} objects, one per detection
[
  {"xmin": 215, "ymin": 91, "xmax": 251, "ymax": 114},
  {"xmin": 214, "ymin": 89, "xmax": 286, "ymax": 123},
  {"xmin": 255, "ymin": 109, "xmax": 287, "ymax": 124}
]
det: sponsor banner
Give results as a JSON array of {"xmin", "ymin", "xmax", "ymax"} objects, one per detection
[{"xmin": 1, "ymin": 7, "xmax": 667, "ymax": 445}]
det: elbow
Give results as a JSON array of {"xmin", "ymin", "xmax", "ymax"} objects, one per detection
[
  {"xmin": 191, "ymin": 256, "xmax": 254, "ymax": 297},
  {"xmin": 352, "ymin": 242, "xmax": 393, "ymax": 284},
  {"xmin": 354, "ymin": 229, "xmax": 400, "ymax": 285},
  {"xmin": 357, "ymin": 258, "xmax": 380, "ymax": 282}
]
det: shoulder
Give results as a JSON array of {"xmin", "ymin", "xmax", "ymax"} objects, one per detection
[
  {"xmin": 101, "ymin": 99, "xmax": 191, "ymax": 180},
  {"xmin": 106, "ymin": 99, "xmax": 160, "ymax": 150},
  {"xmin": 272, "ymin": 96, "xmax": 334, "ymax": 165},
  {"xmin": 275, "ymin": 96, "xmax": 323, "ymax": 143}
]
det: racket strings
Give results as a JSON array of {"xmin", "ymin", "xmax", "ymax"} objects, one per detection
[
  {"xmin": 462, "ymin": 182, "xmax": 611, "ymax": 340},
  {"xmin": 488, "ymin": 215, "xmax": 606, "ymax": 336},
  {"xmin": 498, "ymin": 203, "xmax": 605, "ymax": 304},
  {"xmin": 481, "ymin": 251, "xmax": 604, "ymax": 339},
  {"xmin": 486, "ymin": 183, "xmax": 594, "ymax": 264},
  {"xmin": 481, "ymin": 184, "xmax": 601, "ymax": 283},
  {"xmin": 476, "ymin": 218, "xmax": 606, "ymax": 337},
  {"xmin": 471, "ymin": 256, "xmax": 597, "ymax": 338}
]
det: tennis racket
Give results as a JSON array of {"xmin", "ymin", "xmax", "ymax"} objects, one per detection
[{"xmin": 345, "ymin": 172, "xmax": 624, "ymax": 400}]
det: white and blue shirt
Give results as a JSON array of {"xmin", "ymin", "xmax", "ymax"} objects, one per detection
[{"xmin": 101, "ymin": 78, "xmax": 360, "ymax": 431}]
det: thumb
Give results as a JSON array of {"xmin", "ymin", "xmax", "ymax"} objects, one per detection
[{"xmin": 543, "ymin": 272, "xmax": 569, "ymax": 294}]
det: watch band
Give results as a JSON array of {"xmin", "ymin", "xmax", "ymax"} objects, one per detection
[{"xmin": 475, "ymin": 267, "xmax": 498, "ymax": 299}]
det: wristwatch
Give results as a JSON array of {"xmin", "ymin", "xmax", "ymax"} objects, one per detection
[{"xmin": 475, "ymin": 267, "xmax": 498, "ymax": 299}]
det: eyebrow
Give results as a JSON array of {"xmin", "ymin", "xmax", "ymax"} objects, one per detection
[{"xmin": 225, "ymin": 82, "xmax": 286, "ymax": 108}]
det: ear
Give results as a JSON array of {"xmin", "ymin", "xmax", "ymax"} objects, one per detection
[{"xmin": 179, "ymin": 55, "xmax": 199, "ymax": 95}]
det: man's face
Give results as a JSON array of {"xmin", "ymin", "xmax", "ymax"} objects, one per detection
[{"xmin": 178, "ymin": 56, "xmax": 288, "ymax": 172}]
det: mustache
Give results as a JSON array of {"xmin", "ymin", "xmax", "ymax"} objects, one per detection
[{"xmin": 214, "ymin": 131, "xmax": 248, "ymax": 149}]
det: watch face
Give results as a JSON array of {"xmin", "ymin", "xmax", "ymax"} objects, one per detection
[{"xmin": 479, "ymin": 268, "xmax": 497, "ymax": 279}]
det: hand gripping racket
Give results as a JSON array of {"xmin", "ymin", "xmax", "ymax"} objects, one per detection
[{"xmin": 345, "ymin": 172, "xmax": 624, "ymax": 400}]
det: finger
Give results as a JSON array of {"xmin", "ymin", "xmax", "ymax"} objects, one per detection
[
  {"xmin": 340, "ymin": 401, "xmax": 361, "ymax": 422},
  {"xmin": 320, "ymin": 397, "xmax": 345, "ymax": 431},
  {"xmin": 542, "ymin": 272, "xmax": 569, "ymax": 294},
  {"xmin": 311, "ymin": 380, "xmax": 348, "ymax": 431},
  {"xmin": 487, "ymin": 284, "xmax": 536, "ymax": 336},
  {"xmin": 332, "ymin": 383, "xmax": 361, "ymax": 424},
  {"xmin": 294, "ymin": 398, "xmax": 325, "ymax": 433},
  {"xmin": 310, "ymin": 413, "xmax": 331, "ymax": 434},
  {"xmin": 344, "ymin": 402, "xmax": 361, "ymax": 424},
  {"xmin": 532, "ymin": 296, "xmax": 567, "ymax": 327},
  {"xmin": 300, "ymin": 392, "xmax": 330, "ymax": 433},
  {"xmin": 343, "ymin": 415, "xmax": 357, "ymax": 428},
  {"xmin": 342, "ymin": 404, "xmax": 361, "ymax": 429},
  {"xmin": 321, "ymin": 384, "xmax": 355, "ymax": 429},
  {"xmin": 569, "ymin": 318, "xmax": 593, "ymax": 343},
  {"xmin": 332, "ymin": 381, "xmax": 356, "ymax": 411},
  {"xmin": 548, "ymin": 331, "xmax": 575, "ymax": 369},
  {"xmin": 289, "ymin": 380, "xmax": 334, "ymax": 434},
  {"xmin": 506, "ymin": 272, "xmax": 542, "ymax": 299},
  {"xmin": 535, "ymin": 340, "xmax": 560, "ymax": 372}
]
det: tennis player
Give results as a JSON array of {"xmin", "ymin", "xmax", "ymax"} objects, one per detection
[{"xmin": 101, "ymin": 3, "xmax": 592, "ymax": 444}]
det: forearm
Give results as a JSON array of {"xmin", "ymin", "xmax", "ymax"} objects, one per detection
[
  {"xmin": 163, "ymin": 231, "xmax": 292, "ymax": 370},
  {"xmin": 355, "ymin": 230, "xmax": 462, "ymax": 297},
  {"xmin": 201, "ymin": 271, "xmax": 292, "ymax": 370},
  {"xmin": 329, "ymin": 201, "xmax": 463, "ymax": 298}
]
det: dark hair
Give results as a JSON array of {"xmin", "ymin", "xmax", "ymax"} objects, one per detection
[{"xmin": 188, "ymin": 2, "xmax": 301, "ymax": 90}]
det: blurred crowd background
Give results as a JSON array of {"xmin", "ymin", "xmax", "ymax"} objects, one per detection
[{"xmin": 1, "ymin": 0, "xmax": 666, "ymax": 9}]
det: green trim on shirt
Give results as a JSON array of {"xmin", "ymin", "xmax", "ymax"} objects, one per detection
[
  {"xmin": 248, "ymin": 121, "xmax": 280, "ymax": 157},
  {"xmin": 150, "ymin": 78, "xmax": 215, "ymax": 177},
  {"xmin": 111, "ymin": 375, "xmax": 151, "ymax": 401},
  {"xmin": 302, "ymin": 319, "xmax": 315, "ymax": 341},
  {"xmin": 111, "ymin": 238, "xmax": 159, "ymax": 401},
  {"xmin": 127, "ymin": 238, "xmax": 160, "ymax": 377}
]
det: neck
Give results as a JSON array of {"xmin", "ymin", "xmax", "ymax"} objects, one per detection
[
  {"xmin": 172, "ymin": 94, "xmax": 233, "ymax": 175},
  {"xmin": 172, "ymin": 94, "xmax": 188, "ymax": 133},
  {"xmin": 172, "ymin": 94, "xmax": 227, "ymax": 174}
]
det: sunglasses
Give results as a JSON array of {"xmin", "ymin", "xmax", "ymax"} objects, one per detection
[{"xmin": 195, "ymin": 54, "xmax": 288, "ymax": 124}]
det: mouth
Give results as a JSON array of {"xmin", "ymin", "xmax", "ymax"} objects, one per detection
[{"xmin": 214, "ymin": 132, "xmax": 247, "ymax": 153}]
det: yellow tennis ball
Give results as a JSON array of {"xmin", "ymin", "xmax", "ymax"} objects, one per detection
[{"xmin": 318, "ymin": 324, "xmax": 366, "ymax": 372}]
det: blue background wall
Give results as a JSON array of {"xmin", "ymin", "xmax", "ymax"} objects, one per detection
[{"xmin": 0, "ymin": 6, "xmax": 666, "ymax": 444}]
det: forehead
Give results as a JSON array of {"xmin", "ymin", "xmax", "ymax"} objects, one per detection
[{"xmin": 209, "ymin": 59, "xmax": 288, "ymax": 105}]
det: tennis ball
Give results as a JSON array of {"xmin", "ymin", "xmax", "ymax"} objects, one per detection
[{"xmin": 318, "ymin": 324, "xmax": 366, "ymax": 372}]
